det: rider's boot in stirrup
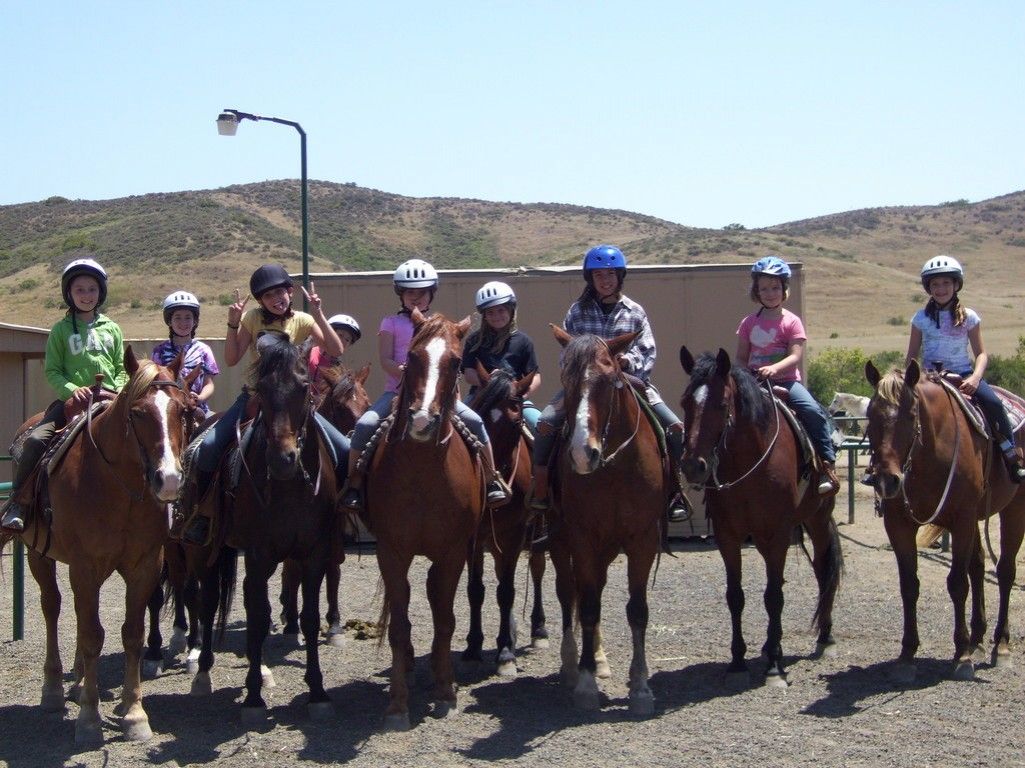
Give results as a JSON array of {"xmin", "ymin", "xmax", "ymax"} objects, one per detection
[{"xmin": 339, "ymin": 449, "xmax": 365, "ymax": 511}]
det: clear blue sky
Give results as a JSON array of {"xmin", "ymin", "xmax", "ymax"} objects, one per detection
[{"xmin": 2, "ymin": 1, "xmax": 1022, "ymax": 228}]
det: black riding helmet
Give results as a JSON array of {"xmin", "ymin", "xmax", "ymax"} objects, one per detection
[{"xmin": 249, "ymin": 264, "xmax": 293, "ymax": 298}]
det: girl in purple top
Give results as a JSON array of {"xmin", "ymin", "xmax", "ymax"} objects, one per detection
[
  {"xmin": 151, "ymin": 291, "xmax": 219, "ymax": 414},
  {"xmin": 340, "ymin": 259, "xmax": 511, "ymax": 510}
]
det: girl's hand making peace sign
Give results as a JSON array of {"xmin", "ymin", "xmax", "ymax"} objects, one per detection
[{"xmin": 228, "ymin": 288, "xmax": 250, "ymax": 327}]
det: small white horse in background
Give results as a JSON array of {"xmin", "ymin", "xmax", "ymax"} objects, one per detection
[{"xmin": 827, "ymin": 391, "xmax": 869, "ymax": 418}]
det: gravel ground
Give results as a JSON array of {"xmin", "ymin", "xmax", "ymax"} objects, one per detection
[{"xmin": 3, "ymin": 479, "xmax": 1025, "ymax": 768}]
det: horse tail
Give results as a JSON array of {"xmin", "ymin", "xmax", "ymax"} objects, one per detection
[
  {"xmin": 808, "ymin": 513, "xmax": 845, "ymax": 633},
  {"xmin": 916, "ymin": 523, "xmax": 945, "ymax": 549},
  {"xmin": 214, "ymin": 546, "xmax": 239, "ymax": 641}
]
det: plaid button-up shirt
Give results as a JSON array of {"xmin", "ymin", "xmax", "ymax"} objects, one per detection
[{"xmin": 564, "ymin": 293, "xmax": 657, "ymax": 382}]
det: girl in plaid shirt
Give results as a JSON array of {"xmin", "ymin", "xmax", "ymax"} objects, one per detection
[{"xmin": 529, "ymin": 245, "xmax": 689, "ymax": 537}]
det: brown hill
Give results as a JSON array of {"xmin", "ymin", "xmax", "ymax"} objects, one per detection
[{"xmin": 1, "ymin": 183, "xmax": 1022, "ymax": 355}]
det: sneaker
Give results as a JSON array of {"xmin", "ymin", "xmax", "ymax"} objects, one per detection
[
  {"xmin": 818, "ymin": 462, "xmax": 841, "ymax": 496},
  {"xmin": 486, "ymin": 480, "xmax": 510, "ymax": 507},
  {"xmin": 182, "ymin": 516, "xmax": 210, "ymax": 546},
  {"xmin": 859, "ymin": 471, "xmax": 875, "ymax": 487},
  {"xmin": 667, "ymin": 493, "xmax": 692, "ymax": 524},
  {"xmin": 1, "ymin": 499, "xmax": 25, "ymax": 532},
  {"xmin": 530, "ymin": 516, "xmax": 550, "ymax": 549},
  {"xmin": 528, "ymin": 494, "xmax": 550, "ymax": 513},
  {"xmin": 339, "ymin": 487, "xmax": 363, "ymax": 511}
]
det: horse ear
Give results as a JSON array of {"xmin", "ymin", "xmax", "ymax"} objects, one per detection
[
  {"xmin": 410, "ymin": 306, "xmax": 426, "ymax": 328},
  {"xmin": 680, "ymin": 345, "xmax": 695, "ymax": 375},
  {"xmin": 865, "ymin": 360, "xmax": 881, "ymax": 388},
  {"xmin": 905, "ymin": 359, "xmax": 920, "ymax": 389},
  {"xmin": 475, "ymin": 361, "xmax": 491, "ymax": 385},
  {"xmin": 715, "ymin": 348, "xmax": 731, "ymax": 377},
  {"xmin": 124, "ymin": 345, "xmax": 139, "ymax": 375},
  {"xmin": 356, "ymin": 362, "xmax": 371, "ymax": 385},
  {"xmin": 515, "ymin": 370, "xmax": 537, "ymax": 397},
  {"xmin": 607, "ymin": 331, "xmax": 640, "ymax": 357},
  {"xmin": 167, "ymin": 349, "xmax": 184, "ymax": 378},
  {"xmin": 455, "ymin": 315, "xmax": 472, "ymax": 339},
  {"xmin": 551, "ymin": 324, "xmax": 572, "ymax": 348},
  {"xmin": 183, "ymin": 363, "xmax": 202, "ymax": 389}
]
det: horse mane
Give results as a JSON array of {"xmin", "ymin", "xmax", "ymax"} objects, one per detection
[
  {"xmin": 321, "ymin": 363, "xmax": 356, "ymax": 403},
  {"xmin": 561, "ymin": 334, "xmax": 609, "ymax": 395},
  {"xmin": 686, "ymin": 352, "xmax": 771, "ymax": 427},
  {"xmin": 409, "ymin": 314, "xmax": 453, "ymax": 348},
  {"xmin": 122, "ymin": 359, "xmax": 161, "ymax": 404},
  {"xmin": 875, "ymin": 368, "xmax": 909, "ymax": 406},
  {"xmin": 473, "ymin": 369, "xmax": 515, "ymax": 415}
]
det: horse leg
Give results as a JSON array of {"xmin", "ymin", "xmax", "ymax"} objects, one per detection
[
  {"xmin": 299, "ymin": 556, "xmax": 332, "ymax": 719},
  {"xmin": 572, "ymin": 552, "xmax": 605, "ymax": 711},
  {"xmin": 325, "ymin": 563, "xmax": 345, "ymax": 647},
  {"xmin": 279, "ymin": 558, "xmax": 302, "ymax": 642},
  {"xmin": 166, "ymin": 544, "xmax": 191, "ymax": 656},
  {"xmin": 966, "ymin": 525, "xmax": 987, "ymax": 661},
  {"xmin": 529, "ymin": 550, "xmax": 550, "ymax": 649},
  {"xmin": 426, "ymin": 557, "xmax": 464, "ymax": 718},
  {"xmin": 551, "ymin": 539, "xmax": 578, "ymax": 687},
  {"xmin": 68, "ymin": 564, "xmax": 106, "ymax": 745},
  {"xmin": 190, "ymin": 556, "xmax": 220, "ymax": 694},
  {"xmin": 117, "ymin": 558, "xmax": 161, "ymax": 741},
  {"xmin": 717, "ymin": 533, "xmax": 749, "ymax": 683},
  {"xmin": 27, "ymin": 550, "xmax": 65, "ymax": 712},
  {"xmin": 493, "ymin": 542, "xmax": 519, "ymax": 676},
  {"xmin": 625, "ymin": 546, "xmax": 655, "ymax": 716},
  {"xmin": 804, "ymin": 512, "xmax": 844, "ymax": 658},
  {"xmin": 142, "ymin": 579, "xmax": 165, "ymax": 678},
  {"xmin": 883, "ymin": 512, "xmax": 920, "ymax": 681},
  {"xmin": 462, "ymin": 544, "xmax": 486, "ymax": 663},
  {"xmin": 379, "ymin": 548, "xmax": 414, "ymax": 731},
  {"xmin": 992, "ymin": 504, "xmax": 1025, "ymax": 668},
  {"xmin": 593, "ymin": 622, "xmax": 611, "ymax": 679},
  {"xmin": 759, "ymin": 539, "xmax": 789, "ymax": 688},
  {"xmin": 241, "ymin": 558, "xmax": 275, "ymax": 723},
  {"xmin": 947, "ymin": 527, "xmax": 976, "ymax": 680}
]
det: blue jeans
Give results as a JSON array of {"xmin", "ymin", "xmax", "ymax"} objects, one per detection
[
  {"xmin": 960, "ymin": 373, "xmax": 1017, "ymax": 449},
  {"xmin": 777, "ymin": 380, "xmax": 836, "ymax": 462}
]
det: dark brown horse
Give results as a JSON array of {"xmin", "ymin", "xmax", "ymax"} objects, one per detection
[
  {"xmin": 865, "ymin": 360, "xmax": 1025, "ymax": 679},
  {"xmin": 221, "ymin": 340, "xmax": 341, "ymax": 722},
  {"xmin": 12, "ymin": 348, "xmax": 195, "ymax": 744},
  {"xmin": 363, "ymin": 309, "xmax": 483, "ymax": 730},
  {"xmin": 679, "ymin": 348, "xmax": 843, "ymax": 687},
  {"xmin": 548, "ymin": 328, "xmax": 662, "ymax": 714},
  {"xmin": 463, "ymin": 366, "xmax": 549, "ymax": 675},
  {"xmin": 279, "ymin": 360, "xmax": 370, "ymax": 646}
]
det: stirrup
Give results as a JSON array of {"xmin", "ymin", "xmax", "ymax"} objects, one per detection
[
  {"xmin": 1, "ymin": 499, "xmax": 25, "ymax": 532},
  {"xmin": 486, "ymin": 481, "xmax": 511, "ymax": 507},
  {"xmin": 340, "ymin": 486, "xmax": 363, "ymax": 511},
  {"xmin": 667, "ymin": 493, "xmax": 692, "ymax": 524}
]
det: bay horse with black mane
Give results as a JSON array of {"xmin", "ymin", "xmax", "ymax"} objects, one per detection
[
  {"xmin": 279, "ymin": 360, "xmax": 371, "ymax": 646},
  {"xmin": 549, "ymin": 327, "xmax": 662, "ymax": 714},
  {"xmin": 679, "ymin": 347, "xmax": 843, "ymax": 687},
  {"xmin": 5, "ymin": 348, "xmax": 195, "ymax": 744},
  {"xmin": 219, "ymin": 339, "xmax": 342, "ymax": 722},
  {"xmin": 865, "ymin": 359, "xmax": 1025, "ymax": 679},
  {"xmin": 463, "ymin": 365, "xmax": 550, "ymax": 675},
  {"xmin": 363, "ymin": 309, "xmax": 484, "ymax": 730}
]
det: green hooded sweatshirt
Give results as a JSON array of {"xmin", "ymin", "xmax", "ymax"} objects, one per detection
[{"xmin": 44, "ymin": 313, "xmax": 129, "ymax": 399}]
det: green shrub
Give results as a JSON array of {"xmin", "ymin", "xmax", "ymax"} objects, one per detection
[
  {"xmin": 886, "ymin": 316, "xmax": 905, "ymax": 326},
  {"xmin": 807, "ymin": 347, "xmax": 903, "ymax": 403}
]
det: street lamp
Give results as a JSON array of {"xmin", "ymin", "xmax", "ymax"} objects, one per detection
[{"xmin": 216, "ymin": 108, "xmax": 309, "ymax": 309}]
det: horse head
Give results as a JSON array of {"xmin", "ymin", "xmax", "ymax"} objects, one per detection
[
  {"xmin": 317, "ymin": 361, "xmax": 371, "ymax": 435},
  {"xmin": 253, "ymin": 338, "xmax": 313, "ymax": 480},
  {"xmin": 398, "ymin": 309, "xmax": 470, "ymax": 443},
  {"xmin": 121, "ymin": 345, "xmax": 200, "ymax": 503},
  {"xmin": 865, "ymin": 359, "xmax": 921, "ymax": 499},
  {"xmin": 553, "ymin": 326, "xmax": 638, "ymax": 474},
  {"xmin": 679, "ymin": 346, "xmax": 734, "ymax": 484},
  {"xmin": 470, "ymin": 363, "xmax": 535, "ymax": 452}
]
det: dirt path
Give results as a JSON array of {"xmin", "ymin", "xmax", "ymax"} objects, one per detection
[{"xmin": 2, "ymin": 487, "xmax": 1025, "ymax": 768}]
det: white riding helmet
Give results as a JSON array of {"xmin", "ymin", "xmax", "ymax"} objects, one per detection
[
  {"xmin": 393, "ymin": 259, "xmax": 439, "ymax": 293},
  {"xmin": 920, "ymin": 255, "xmax": 964, "ymax": 291},
  {"xmin": 162, "ymin": 290, "xmax": 201, "ymax": 325},
  {"xmin": 61, "ymin": 258, "xmax": 108, "ymax": 308},
  {"xmin": 475, "ymin": 281, "xmax": 516, "ymax": 311},
  {"xmin": 327, "ymin": 313, "xmax": 362, "ymax": 342}
]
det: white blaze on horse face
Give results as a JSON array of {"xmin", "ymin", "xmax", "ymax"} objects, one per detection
[
  {"xmin": 570, "ymin": 374, "xmax": 596, "ymax": 473},
  {"xmin": 153, "ymin": 389, "xmax": 182, "ymax": 500},
  {"xmin": 692, "ymin": 384, "xmax": 708, "ymax": 407},
  {"xmin": 490, "ymin": 407, "xmax": 503, "ymax": 424},
  {"xmin": 411, "ymin": 336, "xmax": 447, "ymax": 433}
]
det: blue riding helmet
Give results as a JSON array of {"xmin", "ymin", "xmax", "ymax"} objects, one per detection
[
  {"xmin": 583, "ymin": 244, "xmax": 627, "ymax": 272},
  {"xmin": 751, "ymin": 255, "xmax": 792, "ymax": 281}
]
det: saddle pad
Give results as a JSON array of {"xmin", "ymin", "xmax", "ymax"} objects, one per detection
[
  {"xmin": 772, "ymin": 395, "xmax": 815, "ymax": 475},
  {"xmin": 46, "ymin": 401, "xmax": 110, "ymax": 475},
  {"xmin": 994, "ymin": 386, "xmax": 1025, "ymax": 434},
  {"xmin": 936, "ymin": 379, "xmax": 991, "ymax": 439}
]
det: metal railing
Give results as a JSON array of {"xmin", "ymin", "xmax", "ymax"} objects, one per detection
[
  {"xmin": 833, "ymin": 416, "xmax": 869, "ymax": 524},
  {"xmin": 0, "ymin": 455, "xmax": 24, "ymax": 640}
]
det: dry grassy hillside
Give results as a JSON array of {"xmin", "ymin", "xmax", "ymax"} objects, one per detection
[{"xmin": 0, "ymin": 184, "xmax": 1022, "ymax": 355}]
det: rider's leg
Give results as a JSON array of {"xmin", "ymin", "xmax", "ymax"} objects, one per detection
[
  {"xmin": 648, "ymin": 388, "xmax": 692, "ymax": 523},
  {"xmin": 530, "ymin": 392, "xmax": 566, "ymax": 512},
  {"xmin": 783, "ymin": 381, "xmax": 840, "ymax": 495},
  {"xmin": 339, "ymin": 391, "xmax": 394, "ymax": 510},
  {"xmin": 522, "ymin": 400, "xmax": 541, "ymax": 436},
  {"xmin": 313, "ymin": 411, "xmax": 351, "ymax": 478},
  {"xmin": 454, "ymin": 400, "xmax": 510, "ymax": 506},
  {"xmin": 974, "ymin": 378, "xmax": 1025, "ymax": 482},
  {"xmin": 1, "ymin": 402, "xmax": 63, "ymax": 531}
]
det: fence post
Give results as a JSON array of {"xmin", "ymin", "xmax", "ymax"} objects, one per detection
[{"xmin": 0, "ymin": 474, "xmax": 22, "ymax": 641}]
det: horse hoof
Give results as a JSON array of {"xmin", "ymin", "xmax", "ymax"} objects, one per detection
[
  {"xmin": 142, "ymin": 659, "xmax": 163, "ymax": 678},
  {"xmin": 328, "ymin": 632, "xmax": 346, "ymax": 649},
  {"xmin": 40, "ymin": 686, "xmax": 66, "ymax": 713},
  {"xmin": 241, "ymin": 705, "xmax": 269, "ymax": 727},
  {"xmin": 169, "ymin": 627, "xmax": 188, "ymax": 656},
  {"xmin": 992, "ymin": 648, "xmax": 1013, "ymax": 669},
  {"xmin": 595, "ymin": 659, "xmax": 612, "ymax": 680},
  {"xmin": 629, "ymin": 690, "xmax": 655, "ymax": 717},
  {"xmin": 891, "ymin": 661, "xmax": 917, "ymax": 684},
  {"xmin": 382, "ymin": 712, "xmax": 412, "ymax": 732},
  {"xmin": 814, "ymin": 641, "xmax": 838, "ymax": 659},
  {"xmin": 764, "ymin": 673, "xmax": 789, "ymax": 689},
  {"xmin": 953, "ymin": 659, "xmax": 975, "ymax": 681},
  {"xmin": 191, "ymin": 672, "xmax": 213, "ymax": 696},
  {"xmin": 122, "ymin": 715, "xmax": 153, "ymax": 742},
  {"xmin": 530, "ymin": 636, "xmax": 550, "ymax": 650},
  {"xmin": 431, "ymin": 699, "xmax": 458, "ymax": 719},
  {"xmin": 308, "ymin": 701, "xmax": 333, "ymax": 721},
  {"xmin": 496, "ymin": 659, "xmax": 518, "ymax": 677},
  {"xmin": 75, "ymin": 718, "xmax": 104, "ymax": 747},
  {"xmin": 260, "ymin": 665, "xmax": 276, "ymax": 688}
]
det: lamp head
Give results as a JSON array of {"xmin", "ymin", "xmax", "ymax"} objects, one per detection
[{"xmin": 216, "ymin": 111, "xmax": 239, "ymax": 136}]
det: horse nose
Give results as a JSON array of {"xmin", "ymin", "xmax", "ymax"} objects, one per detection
[
  {"xmin": 876, "ymin": 472, "xmax": 902, "ymax": 499},
  {"xmin": 153, "ymin": 468, "xmax": 182, "ymax": 502},
  {"xmin": 411, "ymin": 408, "xmax": 431, "ymax": 434},
  {"xmin": 268, "ymin": 448, "xmax": 298, "ymax": 480},
  {"xmin": 681, "ymin": 456, "xmax": 708, "ymax": 483}
]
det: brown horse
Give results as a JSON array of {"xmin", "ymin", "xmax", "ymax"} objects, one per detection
[
  {"xmin": 463, "ymin": 366, "xmax": 549, "ymax": 675},
  {"xmin": 679, "ymin": 348, "xmax": 843, "ymax": 687},
  {"xmin": 548, "ymin": 328, "xmax": 662, "ymax": 715},
  {"xmin": 221, "ymin": 339, "xmax": 341, "ymax": 722},
  {"xmin": 13, "ymin": 348, "xmax": 195, "ymax": 744},
  {"xmin": 865, "ymin": 360, "xmax": 1025, "ymax": 679},
  {"xmin": 279, "ymin": 360, "xmax": 370, "ymax": 646},
  {"xmin": 363, "ymin": 309, "xmax": 483, "ymax": 730}
]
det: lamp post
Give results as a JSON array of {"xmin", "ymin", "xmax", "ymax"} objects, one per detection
[{"xmin": 216, "ymin": 108, "xmax": 309, "ymax": 309}]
